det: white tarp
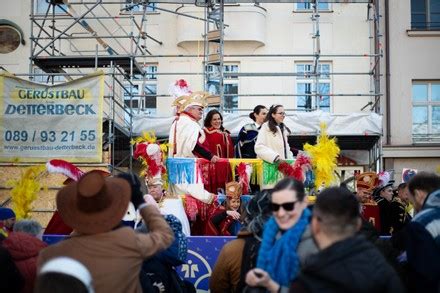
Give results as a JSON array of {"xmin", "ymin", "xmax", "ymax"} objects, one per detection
[{"xmin": 132, "ymin": 111, "xmax": 382, "ymax": 138}]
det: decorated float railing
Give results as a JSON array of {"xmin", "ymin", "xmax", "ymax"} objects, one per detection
[
  {"xmin": 134, "ymin": 123, "xmax": 340, "ymax": 199},
  {"xmin": 166, "ymin": 157, "xmax": 316, "ymax": 196}
]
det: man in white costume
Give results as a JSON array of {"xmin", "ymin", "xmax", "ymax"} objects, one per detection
[
  {"xmin": 144, "ymin": 176, "xmax": 191, "ymax": 236},
  {"xmin": 168, "ymin": 91, "xmax": 219, "ymax": 204}
]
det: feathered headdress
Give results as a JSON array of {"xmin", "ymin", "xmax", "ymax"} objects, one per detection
[
  {"xmin": 132, "ymin": 131, "xmax": 168, "ymax": 187},
  {"xmin": 377, "ymin": 170, "xmax": 395, "ymax": 190},
  {"xmin": 46, "ymin": 159, "xmax": 84, "ymax": 182},
  {"xmin": 169, "ymin": 79, "xmax": 210, "ymax": 113},
  {"xmin": 371, "ymin": 170, "xmax": 395, "ymax": 199},
  {"xmin": 304, "ymin": 123, "xmax": 340, "ymax": 189},
  {"xmin": 169, "ymin": 79, "xmax": 192, "ymax": 98},
  {"xmin": 46, "ymin": 159, "xmax": 110, "ymax": 185}
]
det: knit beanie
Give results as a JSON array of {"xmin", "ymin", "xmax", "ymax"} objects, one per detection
[{"xmin": 0, "ymin": 208, "xmax": 15, "ymax": 221}]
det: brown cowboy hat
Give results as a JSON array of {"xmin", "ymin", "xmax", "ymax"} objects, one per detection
[
  {"xmin": 62, "ymin": 170, "xmax": 111, "ymax": 185},
  {"xmin": 56, "ymin": 170, "xmax": 131, "ymax": 235}
]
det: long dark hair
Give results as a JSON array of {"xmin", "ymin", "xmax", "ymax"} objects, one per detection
[
  {"xmin": 267, "ymin": 104, "xmax": 291, "ymax": 135},
  {"xmin": 243, "ymin": 189, "xmax": 272, "ymax": 236},
  {"xmin": 249, "ymin": 105, "xmax": 267, "ymax": 122},
  {"xmin": 204, "ymin": 109, "xmax": 225, "ymax": 131},
  {"xmin": 272, "ymin": 177, "xmax": 306, "ymax": 202}
]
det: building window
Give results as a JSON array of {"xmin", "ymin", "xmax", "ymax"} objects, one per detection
[
  {"xmin": 133, "ymin": 65, "xmax": 157, "ymax": 81},
  {"xmin": 33, "ymin": 67, "xmax": 65, "ymax": 83},
  {"xmin": 34, "ymin": 0, "xmax": 68, "ymax": 14},
  {"xmin": 412, "ymin": 82, "xmax": 440, "ymax": 142},
  {"xmin": 123, "ymin": 65, "xmax": 157, "ymax": 121},
  {"xmin": 295, "ymin": 63, "xmax": 331, "ymax": 112},
  {"xmin": 144, "ymin": 65, "xmax": 157, "ymax": 80},
  {"xmin": 123, "ymin": 1, "xmax": 157, "ymax": 13},
  {"xmin": 141, "ymin": 65, "xmax": 157, "ymax": 115},
  {"xmin": 206, "ymin": 64, "xmax": 239, "ymax": 112},
  {"xmin": 143, "ymin": 84, "xmax": 157, "ymax": 114},
  {"xmin": 411, "ymin": 0, "xmax": 440, "ymax": 30},
  {"xmin": 295, "ymin": 3, "xmax": 330, "ymax": 11},
  {"xmin": 123, "ymin": 84, "xmax": 140, "ymax": 109}
]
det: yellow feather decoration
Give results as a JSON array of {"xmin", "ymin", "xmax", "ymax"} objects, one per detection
[
  {"xmin": 304, "ymin": 123, "xmax": 340, "ymax": 189},
  {"xmin": 132, "ymin": 131, "xmax": 169, "ymax": 190},
  {"xmin": 131, "ymin": 131, "xmax": 158, "ymax": 145},
  {"xmin": 6, "ymin": 165, "xmax": 46, "ymax": 220}
]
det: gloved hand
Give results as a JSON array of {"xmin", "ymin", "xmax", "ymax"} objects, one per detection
[{"xmin": 116, "ymin": 172, "xmax": 144, "ymax": 209}]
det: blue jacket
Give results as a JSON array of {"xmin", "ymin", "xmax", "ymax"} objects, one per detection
[
  {"xmin": 137, "ymin": 214, "xmax": 187, "ymax": 266},
  {"xmin": 406, "ymin": 189, "xmax": 440, "ymax": 293}
]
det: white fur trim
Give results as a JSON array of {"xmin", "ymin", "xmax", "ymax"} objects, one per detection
[{"xmin": 40, "ymin": 257, "xmax": 94, "ymax": 293}]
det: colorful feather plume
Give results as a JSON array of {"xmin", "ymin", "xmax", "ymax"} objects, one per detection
[
  {"xmin": 277, "ymin": 152, "xmax": 312, "ymax": 182},
  {"xmin": 169, "ymin": 79, "xmax": 192, "ymax": 98},
  {"xmin": 378, "ymin": 171, "xmax": 392, "ymax": 188},
  {"xmin": 237, "ymin": 162, "xmax": 252, "ymax": 195},
  {"xmin": 6, "ymin": 165, "xmax": 47, "ymax": 220},
  {"xmin": 131, "ymin": 131, "xmax": 159, "ymax": 147},
  {"xmin": 132, "ymin": 131, "xmax": 169, "ymax": 189},
  {"xmin": 46, "ymin": 159, "xmax": 84, "ymax": 181},
  {"xmin": 304, "ymin": 123, "xmax": 340, "ymax": 189}
]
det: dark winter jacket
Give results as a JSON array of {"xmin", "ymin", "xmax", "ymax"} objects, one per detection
[
  {"xmin": 291, "ymin": 235, "xmax": 404, "ymax": 293},
  {"xmin": 0, "ymin": 246, "xmax": 24, "ymax": 293},
  {"xmin": 3, "ymin": 232, "xmax": 47, "ymax": 293},
  {"xmin": 405, "ymin": 189, "xmax": 440, "ymax": 293},
  {"xmin": 376, "ymin": 197, "xmax": 410, "ymax": 235}
]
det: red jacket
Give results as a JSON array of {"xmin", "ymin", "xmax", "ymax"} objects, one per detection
[
  {"xmin": 3, "ymin": 232, "xmax": 47, "ymax": 293},
  {"xmin": 204, "ymin": 127, "xmax": 234, "ymax": 158}
]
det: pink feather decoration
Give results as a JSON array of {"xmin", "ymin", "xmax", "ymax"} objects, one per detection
[
  {"xmin": 237, "ymin": 162, "xmax": 250, "ymax": 195},
  {"xmin": 169, "ymin": 79, "xmax": 192, "ymax": 98},
  {"xmin": 145, "ymin": 154, "xmax": 162, "ymax": 178},
  {"xmin": 46, "ymin": 159, "xmax": 84, "ymax": 181},
  {"xmin": 378, "ymin": 171, "xmax": 391, "ymax": 188},
  {"xmin": 278, "ymin": 154, "xmax": 312, "ymax": 182}
]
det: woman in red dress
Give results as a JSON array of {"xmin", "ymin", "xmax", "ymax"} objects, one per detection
[{"xmin": 203, "ymin": 109, "xmax": 234, "ymax": 158}]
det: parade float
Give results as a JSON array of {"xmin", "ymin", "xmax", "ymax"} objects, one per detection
[{"xmin": 0, "ymin": 73, "xmax": 385, "ymax": 291}]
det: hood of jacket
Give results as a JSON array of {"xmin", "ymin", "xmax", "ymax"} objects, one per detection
[
  {"xmin": 299, "ymin": 235, "xmax": 401, "ymax": 293},
  {"xmin": 424, "ymin": 189, "xmax": 440, "ymax": 210},
  {"xmin": 3, "ymin": 232, "xmax": 47, "ymax": 261}
]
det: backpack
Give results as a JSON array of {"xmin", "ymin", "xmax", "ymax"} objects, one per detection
[{"xmin": 140, "ymin": 257, "xmax": 195, "ymax": 293}]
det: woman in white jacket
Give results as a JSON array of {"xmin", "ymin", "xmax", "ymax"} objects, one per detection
[{"xmin": 255, "ymin": 104, "xmax": 294, "ymax": 163}]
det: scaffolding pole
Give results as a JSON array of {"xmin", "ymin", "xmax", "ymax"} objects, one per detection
[
  {"xmin": 312, "ymin": 0, "xmax": 321, "ymax": 110},
  {"xmin": 27, "ymin": 0, "xmax": 382, "ymax": 172}
]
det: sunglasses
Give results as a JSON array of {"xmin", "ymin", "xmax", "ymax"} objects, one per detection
[
  {"xmin": 271, "ymin": 201, "xmax": 297, "ymax": 212},
  {"xmin": 276, "ymin": 112, "xmax": 286, "ymax": 116}
]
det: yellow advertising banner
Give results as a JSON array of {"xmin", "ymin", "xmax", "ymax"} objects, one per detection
[{"xmin": 0, "ymin": 72, "xmax": 104, "ymax": 163}]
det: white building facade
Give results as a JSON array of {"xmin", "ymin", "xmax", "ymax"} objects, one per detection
[
  {"xmin": 382, "ymin": 0, "xmax": 440, "ymax": 180},
  {"xmin": 1, "ymin": 0, "xmax": 438, "ymax": 176}
]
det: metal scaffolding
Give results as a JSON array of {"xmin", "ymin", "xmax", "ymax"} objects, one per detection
[{"xmin": 26, "ymin": 0, "xmax": 382, "ymax": 171}]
